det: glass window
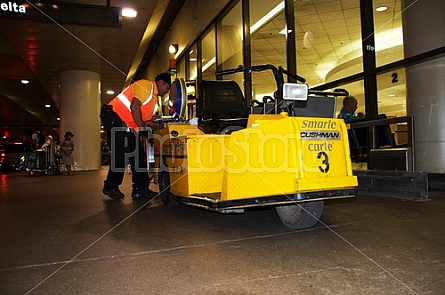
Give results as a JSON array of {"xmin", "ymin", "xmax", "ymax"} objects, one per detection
[
  {"xmin": 373, "ymin": 0, "xmax": 404, "ymax": 67},
  {"xmin": 250, "ymin": 0, "xmax": 285, "ymax": 103},
  {"xmin": 217, "ymin": 1, "xmax": 243, "ymax": 89},
  {"xmin": 295, "ymin": 0, "xmax": 362, "ymax": 87},
  {"xmin": 177, "ymin": 58, "xmax": 185, "ymax": 80},
  {"xmin": 188, "ymin": 44, "xmax": 198, "ymax": 81},
  {"xmin": 202, "ymin": 28, "xmax": 216, "ymax": 81},
  {"xmin": 374, "ymin": 0, "xmax": 406, "ymax": 118},
  {"xmin": 377, "ymin": 69, "xmax": 406, "ymax": 117}
]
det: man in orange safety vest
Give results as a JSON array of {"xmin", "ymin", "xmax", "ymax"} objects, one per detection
[{"xmin": 100, "ymin": 73, "xmax": 171, "ymax": 200}]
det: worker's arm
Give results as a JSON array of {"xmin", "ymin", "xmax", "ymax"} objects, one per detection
[
  {"xmin": 130, "ymin": 97, "xmax": 163, "ymax": 131},
  {"xmin": 130, "ymin": 97, "xmax": 145, "ymax": 129}
]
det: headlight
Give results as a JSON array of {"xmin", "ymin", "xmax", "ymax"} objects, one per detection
[{"xmin": 283, "ymin": 83, "xmax": 308, "ymax": 101}]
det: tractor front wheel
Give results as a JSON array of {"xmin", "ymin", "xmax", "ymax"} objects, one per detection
[{"xmin": 158, "ymin": 161, "xmax": 180, "ymax": 208}]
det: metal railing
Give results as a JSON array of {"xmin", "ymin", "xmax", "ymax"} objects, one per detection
[{"xmin": 348, "ymin": 115, "xmax": 415, "ymax": 170}]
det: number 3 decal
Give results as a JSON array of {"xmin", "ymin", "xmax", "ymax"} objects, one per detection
[{"xmin": 317, "ymin": 151, "xmax": 330, "ymax": 173}]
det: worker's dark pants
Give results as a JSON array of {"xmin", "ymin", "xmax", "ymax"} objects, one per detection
[{"xmin": 101, "ymin": 107, "xmax": 149, "ymax": 190}]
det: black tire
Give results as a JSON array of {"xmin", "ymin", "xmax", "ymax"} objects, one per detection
[
  {"xmin": 47, "ymin": 167, "xmax": 55, "ymax": 176},
  {"xmin": 275, "ymin": 201, "xmax": 324, "ymax": 229},
  {"xmin": 158, "ymin": 162, "xmax": 180, "ymax": 207}
]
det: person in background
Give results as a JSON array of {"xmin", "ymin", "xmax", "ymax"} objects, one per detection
[
  {"xmin": 32, "ymin": 128, "xmax": 40, "ymax": 149},
  {"xmin": 32, "ymin": 129, "xmax": 47, "ymax": 150},
  {"xmin": 41, "ymin": 135, "xmax": 52, "ymax": 151},
  {"xmin": 100, "ymin": 73, "xmax": 171, "ymax": 200},
  {"xmin": 61, "ymin": 131, "xmax": 75, "ymax": 176},
  {"xmin": 337, "ymin": 95, "xmax": 358, "ymax": 121}
]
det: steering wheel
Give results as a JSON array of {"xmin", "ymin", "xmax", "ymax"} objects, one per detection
[{"xmin": 169, "ymin": 78, "xmax": 187, "ymax": 119}]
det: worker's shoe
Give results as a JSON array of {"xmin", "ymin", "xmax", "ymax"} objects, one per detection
[
  {"xmin": 102, "ymin": 186, "xmax": 125, "ymax": 199},
  {"xmin": 131, "ymin": 187, "xmax": 157, "ymax": 199}
]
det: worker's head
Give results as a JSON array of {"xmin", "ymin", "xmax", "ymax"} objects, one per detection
[
  {"xmin": 343, "ymin": 95, "xmax": 358, "ymax": 113},
  {"xmin": 155, "ymin": 73, "xmax": 172, "ymax": 97}
]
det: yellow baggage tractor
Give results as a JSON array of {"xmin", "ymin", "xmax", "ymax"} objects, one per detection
[{"xmin": 153, "ymin": 65, "xmax": 357, "ymax": 229}]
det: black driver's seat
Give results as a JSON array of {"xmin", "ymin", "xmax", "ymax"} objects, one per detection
[{"xmin": 197, "ymin": 80, "xmax": 249, "ymax": 134}]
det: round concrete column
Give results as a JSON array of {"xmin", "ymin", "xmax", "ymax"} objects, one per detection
[
  {"xmin": 59, "ymin": 70, "xmax": 101, "ymax": 171},
  {"xmin": 402, "ymin": 0, "xmax": 445, "ymax": 172}
]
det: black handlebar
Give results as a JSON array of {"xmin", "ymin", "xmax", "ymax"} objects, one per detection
[
  {"xmin": 215, "ymin": 64, "xmax": 347, "ymax": 116},
  {"xmin": 309, "ymin": 90, "xmax": 349, "ymax": 97},
  {"xmin": 215, "ymin": 64, "xmax": 305, "ymax": 83},
  {"xmin": 215, "ymin": 65, "xmax": 278, "ymax": 78},
  {"xmin": 281, "ymin": 68, "xmax": 305, "ymax": 83},
  {"xmin": 215, "ymin": 65, "xmax": 245, "ymax": 76}
]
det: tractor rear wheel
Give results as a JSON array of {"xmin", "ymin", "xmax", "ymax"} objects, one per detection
[{"xmin": 275, "ymin": 201, "xmax": 324, "ymax": 229}]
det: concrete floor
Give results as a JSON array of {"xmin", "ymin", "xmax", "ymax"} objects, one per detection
[{"xmin": 0, "ymin": 168, "xmax": 444, "ymax": 295}]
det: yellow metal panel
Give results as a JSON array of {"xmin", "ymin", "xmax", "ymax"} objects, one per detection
[
  {"xmin": 165, "ymin": 156, "xmax": 189, "ymax": 196},
  {"xmin": 222, "ymin": 117, "xmax": 301, "ymax": 200},
  {"xmin": 187, "ymin": 135, "xmax": 228, "ymax": 195},
  {"xmin": 221, "ymin": 116, "xmax": 357, "ymax": 200},
  {"xmin": 154, "ymin": 123, "xmax": 204, "ymax": 197},
  {"xmin": 156, "ymin": 134, "xmax": 227, "ymax": 197},
  {"xmin": 247, "ymin": 113, "xmax": 288, "ymax": 128},
  {"xmin": 297, "ymin": 117, "xmax": 353, "ymax": 179},
  {"xmin": 296, "ymin": 176, "xmax": 357, "ymax": 192},
  {"xmin": 154, "ymin": 123, "xmax": 203, "ymax": 139}
]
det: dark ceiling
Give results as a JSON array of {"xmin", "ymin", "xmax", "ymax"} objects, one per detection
[{"xmin": 0, "ymin": 0, "xmax": 183, "ymax": 143}]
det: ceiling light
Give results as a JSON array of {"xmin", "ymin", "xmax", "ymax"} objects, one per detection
[
  {"xmin": 45, "ymin": 104, "xmax": 51, "ymax": 108},
  {"xmin": 57, "ymin": 117, "xmax": 60, "ymax": 121},
  {"xmin": 376, "ymin": 6, "xmax": 388, "ymax": 12},
  {"xmin": 21, "ymin": 79, "xmax": 29, "ymax": 84},
  {"xmin": 250, "ymin": 1, "xmax": 284, "ymax": 34},
  {"xmin": 279, "ymin": 29, "xmax": 292, "ymax": 35},
  {"xmin": 106, "ymin": 90, "xmax": 115, "ymax": 95},
  {"xmin": 169, "ymin": 44, "xmax": 178, "ymax": 54},
  {"xmin": 388, "ymin": 94, "xmax": 397, "ymax": 97},
  {"xmin": 202, "ymin": 57, "xmax": 216, "ymax": 72},
  {"xmin": 303, "ymin": 31, "xmax": 314, "ymax": 49},
  {"xmin": 122, "ymin": 8, "xmax": 137, "ymax": 18}
]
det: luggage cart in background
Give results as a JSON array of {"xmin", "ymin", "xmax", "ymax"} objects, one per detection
[{"xmin": 25, "ymin": 135, "xmax": 60, "ymax": 176}]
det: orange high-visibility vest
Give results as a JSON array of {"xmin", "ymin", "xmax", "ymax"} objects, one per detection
[{"xmin": 108, "ymin": 80, "xmax": 157, "ymax": 131}]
